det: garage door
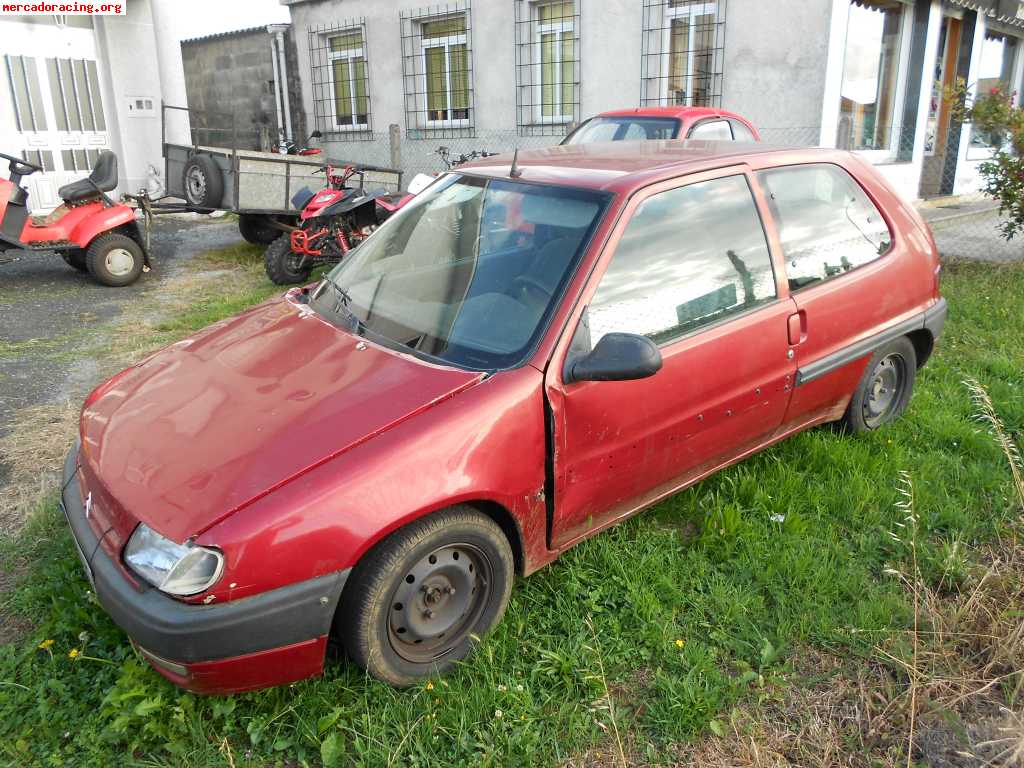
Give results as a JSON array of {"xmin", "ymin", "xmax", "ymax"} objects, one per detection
[{"xmin": 0, "ymin": 18, "xmax": 111, "ymax": 212}]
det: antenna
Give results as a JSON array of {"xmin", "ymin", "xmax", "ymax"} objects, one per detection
[{"xmin": 509, "ymin": 148, "xmax": 522, "ymax": 179}]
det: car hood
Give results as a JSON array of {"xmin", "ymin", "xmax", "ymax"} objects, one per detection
[{"xmin": 79, "ymin": 294, "xmax": 482, "ymax": 543}]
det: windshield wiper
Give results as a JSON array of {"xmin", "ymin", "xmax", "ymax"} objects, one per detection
[{"xmin": 313, "ymin": 278, "xmax": 364, "ymax": 335}]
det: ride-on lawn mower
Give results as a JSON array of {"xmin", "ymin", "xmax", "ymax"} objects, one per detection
[{"xmin": 0, "ymin": 151, "xmax": 149, "ymax": 287}]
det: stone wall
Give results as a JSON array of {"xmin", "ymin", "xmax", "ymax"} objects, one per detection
[{"xmin": 181, "ymin": 27, "xmax": 306, "ymax": 151}]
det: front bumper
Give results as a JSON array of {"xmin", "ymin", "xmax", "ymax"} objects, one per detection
[{"xmin": 61, "ymin": 443, "xmax": 350, "ymax": 694}]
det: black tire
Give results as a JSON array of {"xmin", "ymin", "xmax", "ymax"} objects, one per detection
[
  {"xmin": 182, "ymin": 154, "xmax": 224, "ymax": 208},
  {"xmin": 62, "ymin": 249, "xmax": 87, "ymax": 271},
  {"xmin": 238, "ymin": 214, "xmax": 281, "ymax": 245},
  {"xmin": 842, "ymin": 336, "xmax": 917, "ymax": 433},
  {"xmin": 264, "ymin": 233, "xmax": 311, "ymax": 285},
  {"xmin": 85, "ymin": 233, "xmax": 145, "ymax": 287},
  {"xmin": 337, "ymin": 506, "xmax": 514, "ymax": 687}
]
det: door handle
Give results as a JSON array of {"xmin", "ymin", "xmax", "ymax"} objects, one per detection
[{"xmin": 787, "ymin": 311, "xmax": 807, "ymax": 346}]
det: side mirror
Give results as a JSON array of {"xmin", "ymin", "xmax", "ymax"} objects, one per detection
[{"xmin": 565, "ymin": 332, "xmax": 662, "ymax": 384}]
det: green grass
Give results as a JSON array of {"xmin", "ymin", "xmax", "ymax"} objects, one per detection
[{"xmin": 1, "ymin": 259, "xmax": 1022, "ymax": 767}]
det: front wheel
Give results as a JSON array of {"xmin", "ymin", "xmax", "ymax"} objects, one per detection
[
  {"xmin": 85, "ymin": 233, "xmax": 145, "ymax": 287},
  {"xmin": 842, "ymin": 337, "xmax": 917, "ymax": 433},
  {"xmin": 263, "ymin": 234, "xmax": 311, "ymax": 285},
  {"xmin": 336, "ymin": 507, "xmax": 514, "ymax": 687}
]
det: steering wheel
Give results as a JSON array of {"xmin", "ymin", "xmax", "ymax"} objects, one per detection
[
  {"xmin": 0, "ymin": 151, "xmax": 42, "ymax": 176},
  {"xmin": 512, "ymin": 275, "xmax": 553, "ymax": 308}
]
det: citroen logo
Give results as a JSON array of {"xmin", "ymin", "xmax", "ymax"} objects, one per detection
[{"xmin": 84, "ymin": 492, "xmax": 93, "ymax": 519}]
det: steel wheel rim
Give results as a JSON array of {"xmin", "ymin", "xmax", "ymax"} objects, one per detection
[
  {"xmin": 186, "ymin": 167, "xmax": 206, "ymax": 200},
  {"xmin": 387, "ymin": 543, "xmax": 492, "ymax": 664},
  {"xmin": 105, "ymin": 247, "xmax": 135, "ymax": 277},
  {"xmin": 863, "ymin": 353, "xmax": 906, "ymax": 428}
]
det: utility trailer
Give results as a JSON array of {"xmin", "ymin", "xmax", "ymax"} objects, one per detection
[{"xmin": 158, "ymin": 105, "xmax": 403, "ymax": 245}]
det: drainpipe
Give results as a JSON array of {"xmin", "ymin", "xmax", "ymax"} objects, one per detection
[
  {"xmin": 267, "ymin": 24, "xmax": 293, "ymax": 150},
  {"xmin": 267, "ymin": 27, "xmax": 286, "ymax": 152}
]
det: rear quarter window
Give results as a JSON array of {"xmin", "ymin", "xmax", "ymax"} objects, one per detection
[
  {"xmin": 688, "ymin": 120, "xmax": 733, "ymax": 140},
  {"xmin": 757, "ymin": 163, "xmax": 892, "ymax": 292}
]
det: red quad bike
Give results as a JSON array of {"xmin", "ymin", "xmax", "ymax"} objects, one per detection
[
  {"xmin": 0, "ymin": 151, "xmax": 148, "ymax": 286},
  {"xmin": 263, "ymin": 163, "xmax": 405, "ymax": 285}
]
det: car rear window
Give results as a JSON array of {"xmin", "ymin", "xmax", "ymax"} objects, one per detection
[
  {"xmin": 688, "ymin": 120, "xmax": 733, "ymax": 140},
  {"xmin": 757, "ymin": 163, "xmax": 892, "ymax": 292},
  {"xmin": 587, "ymin": 174, "xmax": 777, "ymax": 346},
  {"xmin": 563, "ymin": 116, "xmax": 681, "ymax": 144}
]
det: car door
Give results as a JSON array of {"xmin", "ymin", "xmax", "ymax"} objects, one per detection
[
  {"xmin": 544, "ymin": 168, "xmax": 798, "ymax": 550},
  {"xmin": 753, "ymin": 162, "xmax": 914, "ymax": 428}
]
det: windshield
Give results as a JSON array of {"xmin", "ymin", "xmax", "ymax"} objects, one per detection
[
  {"xmin": 563, "ymin": 116, "xmax": 681, "ymax": 145},
  {"xmin": 310, "ymin": 174, "xmax": 608, "ymax": 370}
]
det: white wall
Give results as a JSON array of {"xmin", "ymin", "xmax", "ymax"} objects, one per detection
[{"xmin": 94, "ymin": 0, "xmax": 165, "ymax": 195}]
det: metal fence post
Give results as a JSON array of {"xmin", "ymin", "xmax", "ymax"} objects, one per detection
[{"xmin": 389, "ymin": 123, "xmax": 402, "ymax": 172}]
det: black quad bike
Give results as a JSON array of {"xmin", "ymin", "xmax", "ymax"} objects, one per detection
[{"xmin": 263, "ymin": 164, "xmax": 404, "ymax": 285}]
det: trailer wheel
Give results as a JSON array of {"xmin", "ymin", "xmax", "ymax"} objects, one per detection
[
  {"xmin": 264, "ymin": 234, "xmax": 311, "ymax": 285},
  {"xmin": 182, "ymin": 154, "xmax": 223, "ymax": 208},
  {"xmin": 238, "ymin": 214, "xmax": 281, "ymax": 245},
  {"xmin": 62, "ymin": 249, "xmax": 88, "ymax": 272},
  {"xmin": 86, "ymin": 233, "xmax": 145, "ymax": 287}
]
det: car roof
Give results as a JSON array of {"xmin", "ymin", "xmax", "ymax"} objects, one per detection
[
  {"xmin": 460, "ymin": 140, "xmax": 847, "ymax": 194},
  {"xmin": 592, "ymin": 106, "xmax": 745, "ymax": 122}
]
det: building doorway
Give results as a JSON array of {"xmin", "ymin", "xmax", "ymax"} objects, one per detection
[
  {"xmin": 0, "ymin": 18, "xmax": 110, "ymax": 212},
  {"xmin": 919, "ymin": 15, "xmax": 962, "ymax": 198}
]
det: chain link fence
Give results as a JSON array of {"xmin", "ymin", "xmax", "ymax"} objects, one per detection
[
  {"xmin": 921, "ymin": 157, "xmax": 1021, "ymax": 262},
  {"xmin": 317, "ymin": 123, "xmax": 1021, "ymax": 264}
]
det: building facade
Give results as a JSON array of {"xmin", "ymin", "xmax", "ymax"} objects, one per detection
[
  {"xmin": 0, "ymin": 0, "xmax": 190, "ymax": 211},
  {"xmin": 283, "ymin": 0, "xmax": 1024, "ymax": 201}
]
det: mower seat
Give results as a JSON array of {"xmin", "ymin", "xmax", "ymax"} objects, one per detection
[{"xmin": 58, "ymin": 151, "xmax": 117, "ymax": 203}]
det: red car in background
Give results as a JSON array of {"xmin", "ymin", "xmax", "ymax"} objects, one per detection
[
  {"xmin": 62, "ymin": 141, "xmax": 944, "ymax": 694},
  {"xmin": 562, "ymin": 106, "xmax": 761, "ymax": 145}
]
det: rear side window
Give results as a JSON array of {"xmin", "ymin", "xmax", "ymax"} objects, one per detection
[
  {"xmin": 688, "ymin": 120, "xmax": 733, "ymax": 140},
  {"xmin": 757, "ymin": 164, "xmax": 892, "ymax": 292},
  {"xmin": 588, "ymin": 175, "xmax": 777, "ymax": 346},
  {"xmin": 730, "ymin": 120, "xmax": 757, "ymax": 142},
  {"xmin": 563, "ymin": 116, "xmax": 681, "ymax": 144}
]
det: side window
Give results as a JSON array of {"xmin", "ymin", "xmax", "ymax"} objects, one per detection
[
  {"xmin": 730, "ymin": 120, "xmax": 756, "ymax": 142},
  {"xmin": 588, "ymin": 175, "xmax": 777, "ymax": 346},
  {"xmin": 622, "ymin": 122, "xmax": 649, "ymax": 140},
  {"xmin": 688, "ymin": 120, "xmax": 733, "ymax": 140},
  {"xmin": 758, "ymin": 164, "xmax": 892, "ymax": 292}
]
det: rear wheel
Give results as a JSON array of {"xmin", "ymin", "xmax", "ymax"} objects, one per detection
[
  {"xmin": 85, "ymin": 233, "xmax": 144, "ymax": 287},
  {"xmin": 238, "ymin": 214, "xmax": 282, "ymax": 245},
  {"xmin": 62, "ymin": 249, "xmax": 87, "ymax": 272},
  {"xmin": 842, "ymin": 337, "xmax": 917, "ymax": 433},
  {"xmin": 337, "ymin": 506, "xmax": 514, "ymax": 687},
  {"xmin": 264, "ymin": 233, "xmax": 311, "ymax": 285}
]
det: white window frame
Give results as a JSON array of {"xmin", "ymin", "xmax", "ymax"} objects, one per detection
[
  {"xmin": 660, "ymin": 1, "xmax": 718, "ymax": 106},
  {"xmin": 419, "ymin": 15, "xmax": 470, "ymax": 128},
  {"xmin": 532, "ymin": 1, "xmax": 575, "ymax": 125},
  {"xmin": 326, "ymin": 28, "xmax": 369, "ymax": 131},
  {"xmin": 834, "ymin": 1, "xmax": 914, "ymax": 164}
]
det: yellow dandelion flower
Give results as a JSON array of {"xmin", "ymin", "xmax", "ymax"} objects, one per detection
[
  {"xmin": 68, "ymin": 648, "xmax": 80, "ymax": 660},
  {"xmin": 425, "ymin": 681, "xmax": 434, "ymax": 691},
  {"xmin": 38, "ymin": 639, "xmax": 54, "ymax": 650},
  {"xmin": 674, "ymin": 639, "xmax": 685, "ymax": 649}
]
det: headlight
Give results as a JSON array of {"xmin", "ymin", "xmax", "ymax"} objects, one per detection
[{"xmin": 123, "ymin": 524, "xmax": 224, "ymax": 596}]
